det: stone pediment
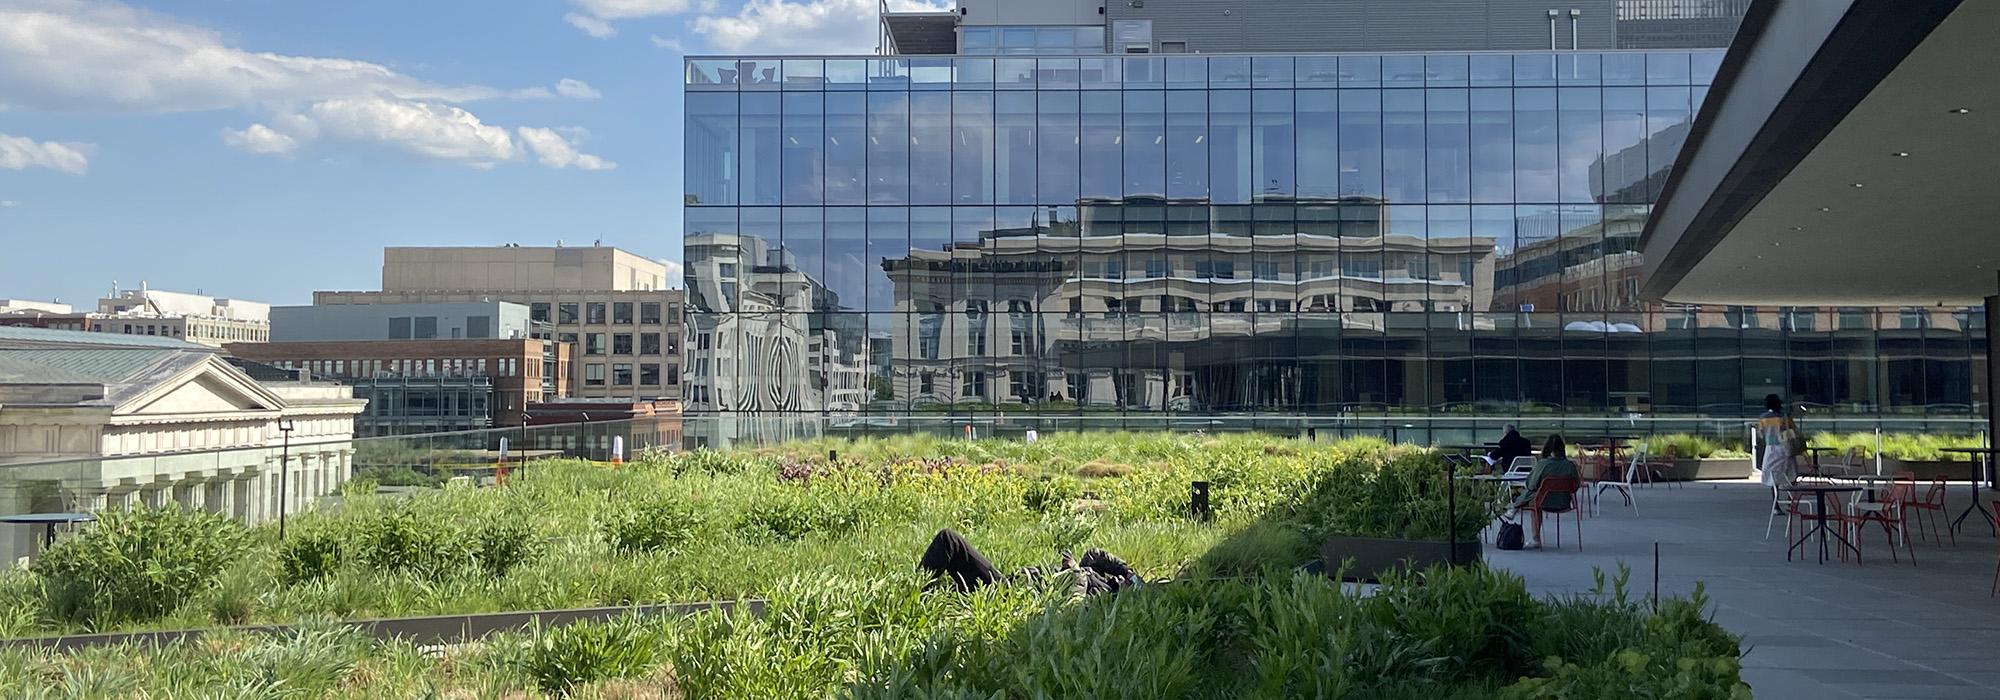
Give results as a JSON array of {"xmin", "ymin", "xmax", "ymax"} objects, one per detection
[{"xmin": 115, "ymin": 356, "xmax": 285, "ymax": 418}]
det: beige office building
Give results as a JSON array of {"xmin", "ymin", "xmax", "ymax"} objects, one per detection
[{"xmin": 315, "ymin": 246, "xmax": 682, "ymax": 402}]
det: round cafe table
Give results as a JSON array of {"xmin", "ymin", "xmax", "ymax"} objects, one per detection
[
  {"xmin": 1937, "ymin": 447, "xmax": 1998, "ymax": 536},
  {"xmin": 1779, "ymin": 484, "xmax": 1861, "ymax": 564}
]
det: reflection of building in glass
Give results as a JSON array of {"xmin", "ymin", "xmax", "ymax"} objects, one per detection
[{"xmin": 685, "ymin": 27, "xmax": 1980, "ymax": 419}]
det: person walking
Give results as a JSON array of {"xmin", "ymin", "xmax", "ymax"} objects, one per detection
[{"xmin": 1758, "ymin": 394, "xmax": 1801, "ymax": 515}]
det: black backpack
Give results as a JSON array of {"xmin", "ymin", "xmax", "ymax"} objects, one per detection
[{"xmin": 1495, "ymin": 522, "xmax": 1526, "ymax": 551}]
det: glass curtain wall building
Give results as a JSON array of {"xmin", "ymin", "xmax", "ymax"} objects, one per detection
[{"xmin": 683, "ymin": 52, "xmax": 1985, "ymax": 421}]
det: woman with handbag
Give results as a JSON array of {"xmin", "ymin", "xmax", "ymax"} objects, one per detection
[{"xmin": 1759, "ymin": 393, "xmax": 1802, "ymax": 515}]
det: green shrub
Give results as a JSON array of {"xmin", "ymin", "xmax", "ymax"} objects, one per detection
[
  {"xmin": 738, "ymin": 488, "xmax": 871, "ymax": 541},
  {"xmin": 469, "ymin": 518, "xmax": 543, "ymax": 576},
  {"xmin": 278, "ymin": 528, "xmax": 345, "ymax": 584},
  {"xmin": 1023, "ymin": 475, "xmax": 1084, "ymax": 514},
  {"xmin": 514, "ymin": 616, "xmax": 667, "ymax": 695},
  {"xmin": 355, "ymin": 507, "xmax": 468, "ymax": 580},
  {"xmin": 353, "ymin": 465, "xmax": 445, "ymax": 488},
  {"xmin": 601, "ymin": 497, "xmax": 700, "ymax": 553},
  {"xmin": 205, "ymin": 560, "xmax": 264, "ymax": 626},
  {"xmin": 32, "ymin": 505, "xmax": 251, "ymax": 628}
]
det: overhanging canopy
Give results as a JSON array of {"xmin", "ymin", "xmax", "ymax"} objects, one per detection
[{"xmin": 1640, "ymin": 0, "xmax": 1998, "ymax": 306}]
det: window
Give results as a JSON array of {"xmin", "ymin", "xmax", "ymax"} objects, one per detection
[
  {"xmin": 614, "ymin": 302, "xmax": 634, "ymax": 324},
  {"xmin": 585, "ymin": 364, "xmax": 605, "ymax": 386},
  {"xmin": 614, "ymin": 333, "xmax": 633, "ymax": 355},
  {"xmin": 641, "ymin": 363, "xmax": 661, "ymax": 385},
  {"xmin": 586, "ymin": 302, "xmax": 607, "ymax": 324},
  {"xmin": 696, "ymin": 333, "xmax": 711, "ymax": 351},
  {"xmin": 667, "ymin": 364, "xmax": 680, "ymax": 385},
  {"xmin": 668, "ymin": 335, "xmax": 681, "ymax": 354},
  {"xmin": 530, "ymin": 303, "xmax": 550, "ymax": 323},
  {"xmin": 962, "ymin": 371, "xmax": 987, "ymax": 398},
  {"xmin": 389, "ymin": 317, "xmax": 413, "ymax": 339},
  {"xmin": 641, "ymin": 333, "xmax": 661, "ymax": 355},
  {"xmin": 559, "ymin": 303, "xmax": 579, "ymax": 324},
  {"xmin": 1010, "ymin": 371, "xmax": 1036, "ymax": 401},
  {"xmin": 1066, "ymin": 372, "xmax": 1088, "ymax": 403},
  {"xmin": 1145, "ymin": 257, "xmax": 1169, "ymax": 279},
  {"xmin": 640, "ymin": 302, "xmax": 662, "ymax": 324},
  {"xmin": 920, "ymin": 372, "xmax": 935, "ymax": 395},
  {"xmin": 467, "ymin": 315, "xmax": 491, "ymax": 339},
  {"xmin": 614, "ymin": 363, "xmax": 634, "ymax": 386},
  {"xmin": 586, "ymin": 333, "xmax": 606, "ymax": 355}
]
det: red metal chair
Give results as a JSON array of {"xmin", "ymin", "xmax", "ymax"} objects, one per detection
[
  {"xmin": 1905, "ymin": 474, "xmax": 1954, "ymax": 547},
  {"xmin": 1521, "ymin": 474, "xmax": 1583, "ymax": 550},
  {"xmin": 1849, "ymin": 479, "xmax": 1917, "ymax": 565}
]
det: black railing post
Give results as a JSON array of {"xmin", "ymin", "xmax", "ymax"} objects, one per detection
[{"xmin": 1190, "ymin": 481, "xmax": 1211, "ymax": 521}]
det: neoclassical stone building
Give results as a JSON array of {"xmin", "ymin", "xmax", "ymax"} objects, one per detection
[{"xmin": 0, "ymin": 328, "xmax": 364, "ymax": 564}]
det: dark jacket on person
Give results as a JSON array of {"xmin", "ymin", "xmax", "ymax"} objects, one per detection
[{"xmin": 1490, "ymin": 431, "xmax": 1534, "ymax": 473}]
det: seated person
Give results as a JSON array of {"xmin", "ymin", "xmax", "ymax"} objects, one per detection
[
  {"xmin": 1509, "ymin": 435, "xmax": 1580, "ymax": 548},
  {"xmin": 1487, "ymin": 424, "xmax": 1533, "ymax": 474},
  {"xmin": 919, "ymin": 529, "xmax": 1139, "ymax": 597}
]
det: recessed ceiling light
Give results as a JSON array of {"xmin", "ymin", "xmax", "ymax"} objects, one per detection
[
  {"xmin": 1852, "ymin": 183, "xmax": 1865, "ymax": 188},
  {"xmin": 1772, "ymin": 241, "xmax": 1781, "ymax": 247},
  {"xmin": 1818, "ymin": 207, "xmax": 1830, "ymax": 212},
  {"xmin": 1950, "ymin": 108, "xmax": 1971, "ymax": 114},
  {"xmin": 1789, "ymin": 226, "xmax": 1803, "ymax": 231},
  {"xmin": 1892, "ymin": 152, "xmax": 1909, "ymax": 157}
]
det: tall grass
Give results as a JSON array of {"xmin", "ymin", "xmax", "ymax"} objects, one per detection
[{"xmin": 0, "ymin": 433, "xmax": 1743, "ymax": 697}]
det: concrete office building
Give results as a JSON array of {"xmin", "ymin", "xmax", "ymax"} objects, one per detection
[
  {"xmin": 231, "ymin": 302, "xmax": 568, "ymax": 435},
  {"xmin": 685, "ymin": 0, "xmax": 1990, "ymax": 425},
  {"xmin": 2, "ymin": 288, "xmax": 272, "ymax": 345},
  {"xmin": 315, "ymin": 246, "xmax": 683, "ymax": 403},
  {"xmin": 270, "ymin": 301, "xmax": 536, "ymax": 343},
  {"xmin": 92, "ymin": 287, "xmax": 271, "ymax": 346},
  {"xmin": 0, "ymin": 327, "xmax": 364, "ymax": 565}
]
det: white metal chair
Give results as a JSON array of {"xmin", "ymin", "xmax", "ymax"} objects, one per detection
[
  {"xmin": 1593, "ymin": 446, "xmax": 1641, "ymax": 515},
  {"xmin": 1504, "ymin": 456, "xmax": 1535, "ymax": 477}
]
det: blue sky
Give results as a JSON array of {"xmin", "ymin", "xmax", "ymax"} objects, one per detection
[{"xmin": 0, "ymin": 0, "xmax": 933, "ymax": 306}]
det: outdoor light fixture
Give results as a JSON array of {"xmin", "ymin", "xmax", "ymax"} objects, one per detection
[{"xmin": 276, "ymin": 418, "xmax": 296, "ymax": 540}]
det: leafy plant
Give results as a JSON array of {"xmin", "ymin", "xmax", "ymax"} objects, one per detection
[
  {"xmin": 513, "ymin": 616, "xmax": 668, "ymax": 695},
  {"xmin": 470, "ymin": 518, "xmax": 543, "ymax": 576},
  {"xmin": 355, "ymin": 506, "xmax": 468, "ymax": 581},
  {"xmin": 278, "ymin": 527, "xmax": 345, "ymax": 584},
  {"xmin": 32, "ymin": 505, "xmax": 251, "ymax": 628},
  {"xmin": 601, "ymin": 497, "xmax": 699, "ymax": 554}
]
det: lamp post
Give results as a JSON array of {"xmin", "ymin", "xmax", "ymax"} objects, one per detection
[{"xmin": 276, "ymin": 417, "xmax": 295, "ymax": 540}]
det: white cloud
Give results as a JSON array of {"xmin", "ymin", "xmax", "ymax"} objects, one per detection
[
  {"xmin": 517, "ymin": 127, "xmax": 616, "ymax": 171},
  {"xmin": 0, "ymin": 0, "xmax": 517, "ymax": 113},
  {"xmin": 648, "ymin": 34, "xmax": 684, "ymax": 52},
  {"xmin": 0, "ymin": 200, "xmax": 19, "ymax": 209},
  {"xmin": 660, "ymin": 259, "xmax": 684, "ymax": 288},
  {"xmin": 221, "ymin": 123, "xmax": 299, "ymax": 156},
  {"xmin": 0, "ymin": 2, "xmax": 618, "ymax": 170},
  {"xmin": 555, "ymin": 78, "xmax": 601, "ymax": 99},
  {"xmin": 304, "ymin": 98, "xmax": 518, "ymax": 166},
  {"xmin": 692, "ymin": 0, "xmax": 948, "ymax": 54},
  {"xmin": 565, "ymin": 0, "xmax": 704, "ymax": 37},
  {"xmin": 564, "ymin": 12, "xmax": 618, "ymax": 38},
  {"xmin": 573, "ymin": 0, "xmax": 693, "ymax": 20},
  {"xmin": 0, "ymin": 133, "xmax": 89, "ymax": 174}
]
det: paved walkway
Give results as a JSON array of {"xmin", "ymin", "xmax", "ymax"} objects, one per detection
[{"xmin": 1487, "ymin": 479, "xmax": 2000, "ymax": 699}]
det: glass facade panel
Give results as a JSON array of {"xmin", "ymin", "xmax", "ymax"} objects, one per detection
[{"xmin": 686, "ymin": 49, "xmax": 1983, "ymax": 421}]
